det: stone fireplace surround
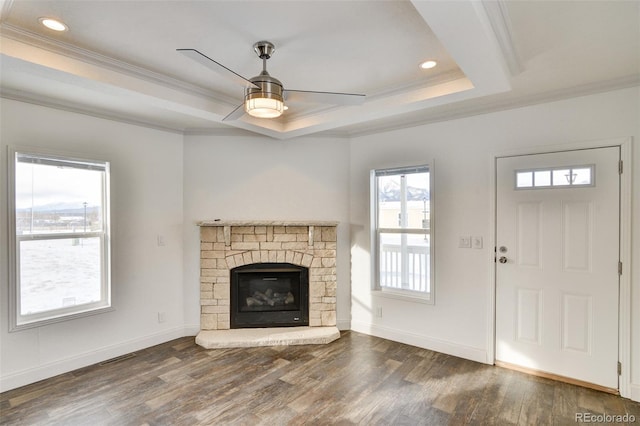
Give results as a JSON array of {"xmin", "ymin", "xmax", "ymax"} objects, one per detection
[{"xmin": 196, "ymin": 221, "xmax": 340, "ymax": 348}]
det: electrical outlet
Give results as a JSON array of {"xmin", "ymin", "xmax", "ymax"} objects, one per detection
[
  {"xmin": 157, "ymin": 312, "xmax": 166, "ymax": 323},
  {"xmin": 459, "ymin": 236, "xmax": 471, "ymax": 248},
  {"xmin": 472, "ymin": 236, "xmax": 483, "ymax": 249},
  {"xmin": 157, "ymin": 235, "xmax": 166, "ymax": 246},
  {"xmin": 376, "ymin": 307, "xmax": 383, "ymax": 318}
]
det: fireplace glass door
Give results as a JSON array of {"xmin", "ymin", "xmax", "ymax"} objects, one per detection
[{"xmin": 230, "ymin": 263, "xmax": 309, "ymax": 328}]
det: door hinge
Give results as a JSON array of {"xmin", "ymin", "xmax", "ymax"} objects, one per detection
[
  {"xmin": 619, "ymin": 160, "xmax": 623, "ymax": 174},
  {"xmin": 618, "ymin": 261, "xmax": 623, "ymax": 275},
  {"xmin": 618, "ymin": 361, "xmax": 622, "ymax": 375}
]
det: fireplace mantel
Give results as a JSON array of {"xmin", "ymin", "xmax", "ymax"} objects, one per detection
[{"xmin": 199, "ymin": 220, "xmax": 338, "ymax": 227}]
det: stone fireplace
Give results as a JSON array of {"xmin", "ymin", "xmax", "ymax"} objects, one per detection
[{"xmin": 197, "ymin": 221, "xmax": 338, "ymax": 347}]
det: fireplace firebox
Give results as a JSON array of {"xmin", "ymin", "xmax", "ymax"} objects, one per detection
[{"xmin": 230, "ymin": 263, "xmax": 309, "ymax": 328}]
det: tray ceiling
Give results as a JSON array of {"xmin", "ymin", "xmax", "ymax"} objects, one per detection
[{"xmin": 1, "ymin": 0, "xmax": 638, "ymax": 139}]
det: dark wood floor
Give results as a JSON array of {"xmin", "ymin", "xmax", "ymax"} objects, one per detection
[{"xmin": 2, "ymin": 331, "xmax": 639, "ymax": 425}]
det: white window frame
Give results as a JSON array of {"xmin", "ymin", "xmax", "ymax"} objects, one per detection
[
  {"xmin": 371, "ymin": 163, "xmax": 435, "ymax": 303},
  {"xmin": 8, "ymin": 146, "xmax": 112, "ymax": 331}
]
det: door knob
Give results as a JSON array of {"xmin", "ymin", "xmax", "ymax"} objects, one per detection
[{"xmin": 498, "ymin": 256, "xmax": 508, "ymax": 264}]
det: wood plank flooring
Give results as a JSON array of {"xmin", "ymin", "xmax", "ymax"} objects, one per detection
[{"xmin": 2, "ymin": 331, "xmax": 639, "ymax": 425}]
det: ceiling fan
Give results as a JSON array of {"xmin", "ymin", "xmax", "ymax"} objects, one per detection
[{"xmin": 177, "ymin": 41, "xmax": 366, "ymax": 120}]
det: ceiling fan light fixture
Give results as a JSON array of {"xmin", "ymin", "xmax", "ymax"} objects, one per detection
[
  {"xmin": 178, "ymin": 40, "xmax": 365, "ymax": 122},
  {"xmin": 245, "ymin": 72, "xmax": 285, "ymax": 118},
  {"xmin": 245, "ymin": 96, "xmax": 284, "ymax": 118}
]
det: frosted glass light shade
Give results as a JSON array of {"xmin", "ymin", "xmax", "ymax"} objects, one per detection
[{"xmin": 245, "ymin": 97, "xmax": 284, "ymax": 118}]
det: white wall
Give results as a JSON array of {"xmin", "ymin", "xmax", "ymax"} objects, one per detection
[
  {"xmin": 349, "ymin": 87, "xmax": 640, "ymax": 398},
  {"xmin": 0, "ymin": 99, "xmax": 185, "ymax": 391},
  {"xmin": 2, "ymin": 86, "xmax": 638, "ymax": 400},
  {"xmin": 182, "ymin": 134, "xmax": 351, "ymax": 330}
]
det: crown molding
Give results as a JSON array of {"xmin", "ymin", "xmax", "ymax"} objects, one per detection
[
  {"xmin": 183, "ymin": 127, "xmax": 262, "ymax": 138},
  {"xmin": 0, "ymin": 0, "xmax": 14, "ymax": 24},
  {"xmin": 479, "ymin": 0, "xmax": 523, "ymax": 76},
  {"xmin": 1, "ymin": 88, "xmax": 185, "ymax": 134},
  {"xmin": 0, "ymin": 23, "xmax": 237, "ymax": 107},
  {"xmin": 366, "ymin": 69, "xmax": 468, "ymax": 102},
  {"xmin": 347, "ymin": 75, "xmax": 640, "ymax": 138},
  {"xmin": 183, "ymin": 126, "xmax": 350, "ymax": 140},
  {"xmin": 5, "ymin": 74, "xmax": 636, "ymax": 142}
]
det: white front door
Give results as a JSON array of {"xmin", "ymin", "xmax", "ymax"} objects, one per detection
[{"xmin": 495, "ymin": 147, "xmax": 620, "ymax": 389}]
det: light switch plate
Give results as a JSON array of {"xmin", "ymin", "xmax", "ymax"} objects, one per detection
[
  {"xmin": 472, "ymin": 236, "xmax": 483, "ymax": 249},
  {"xmin": 459, "ymin": 236, "xmax": 471, "ymax": 248}
]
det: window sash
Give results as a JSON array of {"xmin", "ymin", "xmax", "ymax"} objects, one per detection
[
  {"xmin": 377, "ymin": 230, "xmax": 430, "ymax": 293},
  {"xmin": 17, "ymin": 231, "xmax": 104, "ymax": 241},
  {"xmin": 514, "ymin": 164, "xmax": 595, "ymax": 189},
  {"xmin": 16, "ymin": 152, "xmax": 107, "ymax": 171},
  {"xmin": 372, "ymin": 164, "xmax": 433, "ymax": 300},
  {"xmin": 374, "ymin": 165, "xmax": 429, "ymax": 177},
  {"xmin": 378, "ymin": 228, "xmax": 430, "ymax": 234},
  {"xmin": 9, "ymin": 147, "xmax": 112, "ymax": 330},
  {"xmin": 16, "ymin": 235, "xmax": 110, "ymax": 323}
]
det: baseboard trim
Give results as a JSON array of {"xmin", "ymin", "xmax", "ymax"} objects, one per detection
[
  {"xmin": 183, "ymin": 323, "xmax": 201, "ymax": 336},
  {"xmin": 350, "ymin": 320, "xmax": 488, "ymax": 364},
  {"xmin": 0, "ymin": 326, "xmax": 192, "ymax": 392},
  {"xmin": 495, "ymin": 360, "xmax": 619, "ymax": 395},
  {"xmin": 336, "ymin": 319, "xmax": 351, "ymax": 331},
  {"xmin": 631, "ymin": 384, "xmax": 640, "ymax": 402}
]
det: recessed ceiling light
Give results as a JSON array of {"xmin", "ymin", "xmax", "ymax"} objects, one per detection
[
  {"xmin": 39, "ymin": 17, "xmax": 68, "ymax": 32},
  {"xmin": 420, "ymin": 60, "xmax": 437, "ymax": 70}
]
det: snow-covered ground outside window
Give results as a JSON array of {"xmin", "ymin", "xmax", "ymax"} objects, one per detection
[{"xmin": 19, "ymin": 237, "xmax": 102, "ymax": 315}]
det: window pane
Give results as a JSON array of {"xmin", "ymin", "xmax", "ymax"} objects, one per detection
[
  {"xmin": 15, "ymin": 162, "xmax": 104, "ymax": 235},
  {"xmin": 405, "ymin": 172, "xmax": 430, "ymax": 229},
  {"xmin": 379, "ymin": 232, "xmax": 430, "ymax": 292},
  {"xmin": 377, "ymin": 172, "xmax": 429, "ymax": 229},
  {"xmin": 534, "ymin": 170, "xmax": 551, "ymax": 187},
  {"xmin": 377, "ymin": 174, "xmax": 402, "ymax": 229},
  {"xmin": 19, "ymin": 237, "xmax": 102, "ymax": 315},
  {"xmin": 516, "ymin": 172, "xmax": 533, "ymax": 188},
  {"xmin": 552, "ymin": 169, "xmax": 572, "ymax": 186},
  {"xmin": 573, "ymin": 168, "xmax": 592, "ymax": 185}
]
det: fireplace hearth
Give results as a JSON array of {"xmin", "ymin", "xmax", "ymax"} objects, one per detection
[{"xmin": 231, "ymin": 263, "xmax": 309, "ymax": 328}]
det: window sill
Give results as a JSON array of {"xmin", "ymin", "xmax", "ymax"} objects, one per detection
[
  {"xmin": 371, "ymin": 289, "xmax": 433, "ymax": 305},
  {"xmin": 11, "ymin": 305, "xmax": 115, "ymax": 332}
]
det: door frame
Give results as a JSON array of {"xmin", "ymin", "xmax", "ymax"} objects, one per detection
[{"xmin": 488, "ymin": 137, "xmax": 632, "ymax": 398}]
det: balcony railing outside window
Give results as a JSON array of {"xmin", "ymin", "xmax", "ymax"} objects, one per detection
[{"xmin": 380, "ymin": 241, "xmax": 430, "ymax": 293}]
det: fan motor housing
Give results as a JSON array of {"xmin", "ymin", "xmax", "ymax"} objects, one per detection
[{"xmin": 245, "ymin": 72, "xmax": 284, "ymax": 103}]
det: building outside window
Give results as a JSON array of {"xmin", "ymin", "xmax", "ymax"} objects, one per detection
[
  {"xmin": 372, "ymin": 164, "xmax": 433, "ymax": 302},
  {"xmin": 8, "ymin": 148, "xmax": 111, "ymax": 330}
]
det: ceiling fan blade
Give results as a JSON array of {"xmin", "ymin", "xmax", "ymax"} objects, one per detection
[
  {"xmin": 284, "ymin": 90, "xmax": 365, "ymax": 106},
  {"xmin": 177, "ymin": 48, "xmax": 259, "ymax": 89},
  {"xmin": 222, "ymin": 103, "xmax": 246, "ymax": 121}
]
